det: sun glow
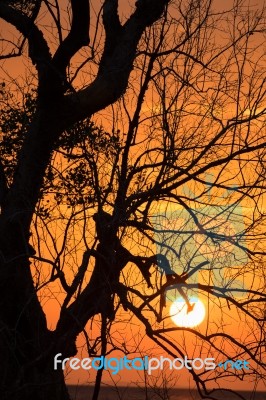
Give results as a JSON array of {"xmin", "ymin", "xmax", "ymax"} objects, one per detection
[{"xmin": 170, "ymin": 298, "xmax": 206, "ymax": 328}]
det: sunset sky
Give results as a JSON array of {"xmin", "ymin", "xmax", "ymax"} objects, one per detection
[{"xmin": 0, "ymin": 0, "xmax": 266, "ymax": 396}]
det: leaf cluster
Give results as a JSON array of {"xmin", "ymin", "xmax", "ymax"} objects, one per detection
[
  {"xmin": 0, "ymin": 88, "xmax": 35, "ymax": 181},
  {"xmin": 0, "ymin": 87, "xmax": 121, "ymax": 210}
]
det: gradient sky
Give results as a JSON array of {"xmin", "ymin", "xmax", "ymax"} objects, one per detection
[{"xmin": 0, "ymin": 0, "xmax": 265, "ymax": 393}]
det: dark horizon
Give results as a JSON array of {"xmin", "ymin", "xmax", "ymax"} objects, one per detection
[{"xmin": 67, "ymin": 385, "xmax": 266, "ymax": 400}]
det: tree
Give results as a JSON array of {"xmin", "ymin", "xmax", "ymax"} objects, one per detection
[
  {"xmin": 0, "ymin": 1, "xmax": 266, "ymax": 400},
  {"xmin": 0, "ymin": 1, "xmax": 171, "ymax": 399}
]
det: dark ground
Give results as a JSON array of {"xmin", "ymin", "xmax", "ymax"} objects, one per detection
[{"xmin": 67, "ymin": 386, "xmax": 266, "ymax": 400}]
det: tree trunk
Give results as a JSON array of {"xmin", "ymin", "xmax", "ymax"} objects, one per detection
[
  {"xmin": 0, "ymin": 347, "xmax": 70, "ymax": 400},
  {"xmin": 0, "ymin": 220, "xmax": 70, "ymax": 400}
]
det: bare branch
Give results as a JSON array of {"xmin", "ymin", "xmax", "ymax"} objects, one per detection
[
  {"xmin": 66, "ymin": 0, "xmax": 170, "ymax": 124},
  {"xmin": 0, "ymin": 2, "xmax": 51, "ymax": 74},
  {"xmin": 52, "ymin": 0, "xmax": 90, "ymax": 78}
]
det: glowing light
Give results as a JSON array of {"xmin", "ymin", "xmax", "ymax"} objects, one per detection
[{"xmin": 170, "ymin": 297, "xmax": 206, "ymax": 328}]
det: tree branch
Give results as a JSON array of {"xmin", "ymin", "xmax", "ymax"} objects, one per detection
[
  {"xmin": 99, "ymin": 0, "xmax": 122, "ymax": 74},
  {"xmin": 0, "ymin": 2, "xmax": 51, "ymax": 76},
  {"xmin": 64, "ymin": 0, "xmax": 170, "ymax": 125},
  {"xmin": 52, "ymin": 0, "xmax": 90, "ymax": 78}
]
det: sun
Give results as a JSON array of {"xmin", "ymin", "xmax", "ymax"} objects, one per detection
[{"xmin": 169, "ymin": 297, "xmax": 206, "ymax": 328}]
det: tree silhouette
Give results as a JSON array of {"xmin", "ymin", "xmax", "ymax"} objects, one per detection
[{"xmin": 0, "ymin": 1, "xmax": 266, "ymax": 400}]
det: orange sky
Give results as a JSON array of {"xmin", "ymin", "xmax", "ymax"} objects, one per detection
[{"xmin": 1, "ymin": 0, "xmax": 266, "ymax": 394}]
